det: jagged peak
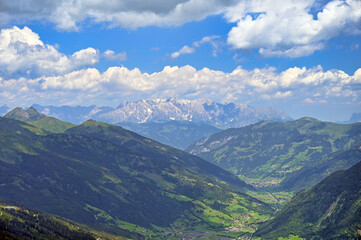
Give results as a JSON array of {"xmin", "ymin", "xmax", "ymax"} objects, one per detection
[
  {"xmin": 26, "ymin": 106, "xmax": 40, "ymax": 115},
  {"xmin": 4, "ymin": 107, "xmax": 46, "ymax": 122},
  {"xmin": 105, "ymin": 98, "xmax": 292, "ymax": 127}
]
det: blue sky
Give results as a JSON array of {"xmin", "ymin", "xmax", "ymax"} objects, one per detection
[{"xmin": 0, "ymin": 0, "xmax": 360, "ymax": 121}]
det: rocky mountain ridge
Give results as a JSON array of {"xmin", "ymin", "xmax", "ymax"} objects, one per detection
[
  {"xmin": 32, "ymin": 98, "xmax": 292, "ymax": 128},
  {"xmin": 4, "ymin": 107, "xmax": 46, "ymax": 122}
]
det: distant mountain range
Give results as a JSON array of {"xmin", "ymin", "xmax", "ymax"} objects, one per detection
[
  {"xmin": 32, "ymin": 104, "xmax": 114, "ymax": 124},
  {"xmin": 98, "ymin": 98, "xmax": 292, "ymax": 128},
  {"xmin": 347, "ymin": 112, "xmax": 361, "ymax": 123},
  {"xmin": 30, "ymin": 98, "xmax": 292, "ymax": 128},
  {"xmin": 336, "ymin": 112, "xmax": 361, "ymax": 124},
  {"xmin": 3, "ymin": 101, "xmax": 360, "ymax": 126},
  {"xmin": 28, "ymin": 99, "xmax": 292, "ymax": 150}
]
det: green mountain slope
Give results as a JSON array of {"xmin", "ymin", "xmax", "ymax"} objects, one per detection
[
  {"xmin": 187, "ymin": 118, "xmax": 361, "ymax": 190},
  {"xmin": 280, "ymin": 144, "xmax": 361, "ymax": 191},
  {"xmin": 5, "ymin": 107, "xmax": 75, "ymax": 133},
  {"xmin": 66, "ymin": 120, "xmax": 245, "ymax": 189},
  {"xmin": 0, "ymin": 117, "xmax": 272, "ymax": 238},
  {"xmin": 30, "ymin": 117, "xmax": 75, "ymax": 133},
  {"xmin": 117, "ymin": 120, "xmax": 222, "ymax": 150},
  {"xmin": 254, "ymin": 145, "xmax": 361, "ymax": 240}
]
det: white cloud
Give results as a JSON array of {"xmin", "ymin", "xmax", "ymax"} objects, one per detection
[
  {"xmin": 0, "ymin": 26, "xmax": 99, "ymax": 78},
  {"xmin": 1, "ymin": 1, "xmax": 360, "ymax": 59},
  {"xmin": 171, "ymin": 35, "xmax": 221, "ymax": 59},
  {"xmin": 171, "ymin": 45, "xmax": 196, "ymax": 59},
  {"xmin": 226, "ymin": 0, "xmax": 361, "ymax": 57},
  {"xmin": 0, "ymin": 0, "xmax": 239, "ymax": 31},
  {"xmin": 259, "ymin": 43, "xmax": 325, "ymax": 58},
  {"xmin": 102, "ymin": 50, "xmax": 128, "ymax": 61},
  {"xmin": 1, "ymin": 64, "xmax": 360, "ymax": 107},
  {"xmin": 193, "ymin": 35, "xmax": 222, "ymax": 57},
  {"xmin": 193, "ymin": 35, "xmax": 220, "ymax": 47},
  {"xmin": 304, "ymin": 98, "xmax": 328, "ymax": 104},
  {"xmin": 71, "ymin": 48, "xmax": 99, "ymax": 66},
  {"xmin": 39, "ymin": 68, "xmax": 102, "ymax": 91},
  {"xmin": 274, "ymin": 91, "xmax": 292, "ymax": 98}
]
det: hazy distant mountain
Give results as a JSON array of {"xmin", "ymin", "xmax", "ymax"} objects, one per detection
[
  {"xmin": 97, "ymin": 98, "xmax": 292, "ymax": 128},
  {"xmin": 336, "ymin": 112, "xmax": 361, "ymax": 124},
  {"xmin": 0, "ymin": 105, "xmax": 9, "ymax": 116},
  {"xmin": 117, "ymin": 120, "xmax": 222, "ymax": 150},
  {"xmin": 28, "ymin": 100, "xmax": 290, "ymax": 151},
  {"xmin": 32, "ymin": 104, "xmax": 114, "ymax": 124},
  {"xmin": 348, "ymin": 112, "xmax": 361, "ymax": 123},
  {"xmin": 30, "ymin": 98, "xmax": 291, "ymax": 128}
]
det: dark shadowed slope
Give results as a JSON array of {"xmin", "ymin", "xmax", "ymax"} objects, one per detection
[
  {"xmin": 0, "ymin": 199, "xmax": 142, "ymax": 240},
  {"xmin": 66, "ymin": 120, "xmax": 249, "ymax": 189},
  {"xmin": 0, "ymin": 117, "xmax": 272, "ymax": 237}
]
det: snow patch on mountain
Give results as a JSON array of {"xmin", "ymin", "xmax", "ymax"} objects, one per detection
[{"xmin": 97, "ymin": 98, "xmax": 292, "ymax": 128}]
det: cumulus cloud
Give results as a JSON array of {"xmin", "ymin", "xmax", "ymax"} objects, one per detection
[
  {"xmin": 193, "ymin": 35, "xmax": 222, "ymax": 57},
  {"xmin": 259, "ymin": 43, "xmax": 325, "ymax": 58},
  {"xmin": 1, "ymin": 1, "xmax": 360, "ymax": 59},
  {"xmin": 1, "ymin": 64, "xmax": 360, "ymax": 106},
  {"xmin": 0, "ymin": 0, "xmax": 239, "ymax": 31},
  {"xmin": 226, "ymin": 0, "xmax": 361, "ymax": 57},
  {"xmin": 0, "ymin": 26, "xmax": 99, "ymax": 78},
  {"xmin": 304, "ymin": 98, "xmax": 328, "ymax": 104},
  {"xmin": 39, "ymin": 68, "xmax": 102, "ymax": 91},
  {"xmin": 171, "ymin": 46, "xmax": 196, "ymax": 59},
  {"xmin": 193, "ymin": 35, "xmax": 220, "ymax": 47},
  {"xmin": 171, "ymin": 35, "xmax": 221, "ymax": 59},
  {"xmin": 102, "ymin": 50, "xmax": 128, "ymax": 61}
]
